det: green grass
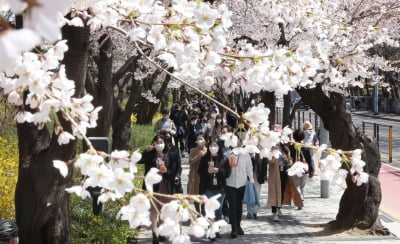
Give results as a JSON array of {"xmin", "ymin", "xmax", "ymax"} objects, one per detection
[{"xmin": 131, "ymin": 123, "xmax": 156, "ymax": 151}]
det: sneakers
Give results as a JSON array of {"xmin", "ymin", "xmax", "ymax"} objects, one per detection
[
  {"xmin": 278, "ymin": 209, "xmax": 283, "ymax": 216},
  {"xmin": 253, "ymin": 213, "xmax": 258, "ymax": 219},
  {"xmin": 273, "ymin": 213, "xmax": 279, "ymax": 222}
]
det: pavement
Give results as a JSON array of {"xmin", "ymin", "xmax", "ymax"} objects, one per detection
[{"xmin": 136, "ymin": 148, "xmax": 400, "ymax": 243}]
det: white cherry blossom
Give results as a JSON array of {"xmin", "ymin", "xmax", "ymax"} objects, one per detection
[
  {"xmin": 65, "ymin": 185, "xmax": 91, "ymax": 199},
  {"xmin": 53, "ymin": 160, "xmax": 69, "ymax": 178},
  {"xmin": 145, "ymin": 167, "xmax": 162, "ymax": 192}
]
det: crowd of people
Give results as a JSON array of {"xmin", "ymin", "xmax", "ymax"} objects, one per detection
[{"xmin": 141, "ymin": 98, "xmax": 318, "ymax": 243}]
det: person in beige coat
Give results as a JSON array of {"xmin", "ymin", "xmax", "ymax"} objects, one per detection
[
  {"xmin": 267, "ymin": 143, "xmax": 292, "ymax": 221},
  {"xmin": 187, "ymin": 134, "xmax": 208, "ymax": 213}
]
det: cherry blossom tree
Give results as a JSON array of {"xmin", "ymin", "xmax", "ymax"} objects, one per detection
[{"xmin": 1, "ymin": 0, "xmax": 399, "ymax": 242}]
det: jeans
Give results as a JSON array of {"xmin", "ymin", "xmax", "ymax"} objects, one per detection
[
  {"xmin": 204, "ymin": 189, "xmax": 225, "ymax": 221},
  {"xmin": 226, "ymin": 185, "xmax": 245, "ymax": 231}
]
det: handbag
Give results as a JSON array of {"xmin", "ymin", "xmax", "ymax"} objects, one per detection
[{"xmin": 243, "ymin": 181, "xmax": 260, "ymax": 206}]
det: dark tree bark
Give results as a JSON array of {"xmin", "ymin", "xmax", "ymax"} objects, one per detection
[
  {"xmin": 86, "ymin": 34, "xmax": 114, "ymax": 137},
  {"xmin": 15, "ymin": 24, "xmax": 90, "ymax": 243},
  {"xmin": 112, "ymin": 75, "xmax": 142, "ymax": 150},
  {"xmin": 282, "ymin": 94, "xmax": 292, "ymax": 127},
  {"xmin": 136, "ymin": 70, "xmax": 173, "ymax": 124},
  {"xmin": 260, "ymin": 91, "xmax": 276, "ymax": 130},
  {"xmin": 297, "ymin": 85, "xmax": 389, "ymax": 234}
]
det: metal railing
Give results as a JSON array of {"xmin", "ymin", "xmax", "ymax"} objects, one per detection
[
  {"xmin": 275, "ymin": 107, "xmax": 320, "ymax": 131},
  {"xmin": 362, "ymin": 121, "xmax": 393, "ymax": 163}
]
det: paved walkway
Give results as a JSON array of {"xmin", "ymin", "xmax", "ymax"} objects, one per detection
[{"xmin": 136, "ymin": 153, "xmax": 400, "ymax": 243}]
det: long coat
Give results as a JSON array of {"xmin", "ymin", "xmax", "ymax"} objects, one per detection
[
  {"xmin": 282, "ymin": 177, "xmax": 304, "ymax": 209},
  {"xmin": 187, "ymin": 146, "xmax": 208, "ymax": 195},
  {"xmin": 267, "ymin": 157, "xmax": 281, "ymax": 207}
]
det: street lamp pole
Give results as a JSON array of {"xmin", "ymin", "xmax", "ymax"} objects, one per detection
[
  {"xmin": 373, "ymin": 82, "xmax": 379, "ymax": 115},
  {"xmin": 373, "ymin": 46, "xmax": 379, "ymax": 115}
]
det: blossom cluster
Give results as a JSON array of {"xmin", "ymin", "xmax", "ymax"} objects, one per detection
[
  {"xmin": 61, "ymin": 149, "xmax": 227, "ymax": 242},
  {"xmin": 0, "ymin": 41, "xmax": 102, "ymax": 143}
]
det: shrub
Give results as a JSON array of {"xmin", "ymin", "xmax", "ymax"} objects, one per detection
[
  {"xmin": 0, "ymin": 137, "xmax": 19, "ymax": 219},
  {"xmin": 69, "ymin": 195, "xmax": 136, "ymax": 244}
]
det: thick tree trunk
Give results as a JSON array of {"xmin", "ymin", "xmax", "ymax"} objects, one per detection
[
  {"xmin": 297, "ymin": 85, "xmax": 389, "ymax": 234},
  {"xmin": 136, "ymin": 71, "xmax": 172, "ymax": 124},
  {"xmin": 15, "ymin": 24, "xmax": 90, "ymax": 243},
  {"xmin": 112, "ymin": 77, "xmax": 142, "ymax": 150}
]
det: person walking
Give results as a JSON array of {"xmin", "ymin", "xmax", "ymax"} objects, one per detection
[
  {"xmin": 187, "ymin": 134, "xmax": 208, "ymax": 214},
  {"xmin": 303, "ymin": 121, "xmax": 318, "ymax": 147},
  {"xmin": 287, "ymin": 129, "xmax": 315, "ymax": 206},
  {"xmin": 198, "ymin": 140, "xmax": 231, "ymax": 241},
  {"xmin": 154, "ymin": 109, "xmax": 177, "ymax": 137},
  {"xmin": 225, "ymin": 146, "xmax": 254, "ymax": 238},
  {"xmin": 246, "ymin": 152, "xmax": 267, "ymax": 219},
  {"xmin": 163, "ymin": 132, "xmax": 183, "ymax": 194},
  {"xmin": 267, "ymin": 143, "xmax": 292, "ymax": 221},
  {"xmin": 186, "ymin": 115, "xmax": 200, "ymax": 152},
  {"xmin": 171, "ymin": 101, "xmax": 188, "ymax": 157},
  {"xmin": 137, "ymin": 135, "xmax": 178, "ymax": 244}
]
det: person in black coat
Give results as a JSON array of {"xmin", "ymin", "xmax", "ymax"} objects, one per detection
[
  {"xmin": 171, "ymin": 101, "xmax": 188, "ymax": 156},
  {"xmin": 137, "ymin": 134, "xmax": 180, "ymax": 243},
  {"xmin": 198, "ymin": 140, "xmax": 231, "ymax": 240}
]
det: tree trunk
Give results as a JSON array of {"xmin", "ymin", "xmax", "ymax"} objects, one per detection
[
  {"xmin": 112, "ymin": 77, "xmax": 142, "ymax": 150},
  {"xmin": 15, "ymin": 24, "xmax": 90, "ymax": 243},
  {"xmin": 87, "ymin": 34, "xmax": 113, "ymax": 137},
  {"xmin": 260, "ymin": 91, "xmax": 276, "ymax": 130},
  {"xmin": 282, "ymin": 94, "xmax": 291, "ymax": 127},
  {"xmin": 136, "ymin": 71, "xmax": 172, "ymax": 124},
  {"xmin": 297, "ymin": 85, "xmax": 389, "ymax": 234}
]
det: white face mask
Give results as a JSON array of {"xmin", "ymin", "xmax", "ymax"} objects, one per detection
[
  {"xmin": 216, "ymin": 119, "xmax": 222, "ymax": 123},
  {"xmin": 209, "ymin": 146, "xmax": 219, "ymax": 154},
  {"xmin": 155, "ymin": 143, "xmax": 165, "ymax": 151},
  {"xmin": 211, "ymin": 113, "xmax": 217, "ymax": 119}
]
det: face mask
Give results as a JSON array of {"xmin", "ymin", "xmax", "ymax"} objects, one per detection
[
  {"xmin": 211, "ymin": 113, "xmax": 217, "ymax": 119},
  {"xmin": 216, "ymin": 119, "xmax": 222, "ymax": 123},
  {"xmin": 209, "ymin": 147, "xmax": 219, "ymax": 154},
  {"xmin": 191, "ymin": 120, "xmax": 197, "ymax": 125},
  {"xmin": 197, "ymin": 139, "xmax": 205, "ymax": 146},
  {"xmin": 155, "ymin": 143, "xmax": 165, "ymax": 151}
]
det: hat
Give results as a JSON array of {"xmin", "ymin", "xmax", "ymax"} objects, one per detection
[
  {"xmin": 303, "ymin": 121, "xmax": 312, "ymax": 130},
  {"xmin": 162, "ymin": 109, "xmax": 169, "ymax": 115}
]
